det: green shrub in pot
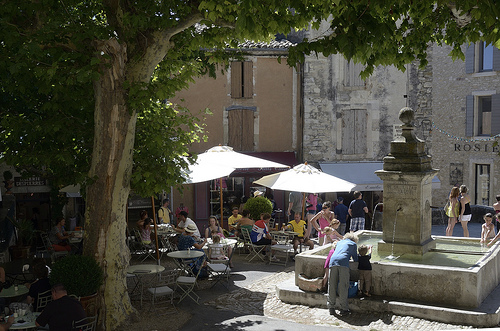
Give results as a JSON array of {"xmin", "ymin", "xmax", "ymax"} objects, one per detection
[
  {"xmin": 50, "ymin": 255, "xmax": 103, "ymax": 297},
  {"xmin": 244, "ymin": 196, "xmax": 273, "ymax": 221}
]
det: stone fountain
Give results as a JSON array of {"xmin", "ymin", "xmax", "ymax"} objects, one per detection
[
  {"xmin": 277, "ymin": 108, "xmax": 500, "ymax": 327},
  {"xmin": 375, "ymin": 107, "xmax": 438, "ymax": 255}
]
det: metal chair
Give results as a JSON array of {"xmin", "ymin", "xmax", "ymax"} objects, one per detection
[
  {"xmin": 36, "ymin": 289, "xmax": 53, "ymax": 312},
  {"xmin": 40, "ymin": 232, "xmax": 68, "ymax": 263},
  {"xmin": 207, "ymin": 242, "xmax": 237, "ymax": 289},
  {"xmin": 240, "ymin": 228, "xmax": 266, "ymax": 262},
  {"xmin": 175, "ymin": 256, "xmax": 206, "ymax": 304},
  {"xmin": 159, "ymin": 236, "xmax": 177, "ymax": 260},
  {"xmin": 133, "ymin": 229, "xmax": 156, "ymax": 262},
  {"xmin": 72, "ymin": 315, "xmax": 98, "ymax": 331},
  {"xmin": 147, "ymin": 269, "xmax": 179, "ymax": 308},
  {"xmin": 270, "ymin": 234, "xmax": 294, "ymax": 266}
]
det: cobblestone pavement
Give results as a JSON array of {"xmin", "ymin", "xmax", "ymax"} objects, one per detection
[{"xmin": 205, "ymin": 269, "xmax": 473, "ymax": 330}]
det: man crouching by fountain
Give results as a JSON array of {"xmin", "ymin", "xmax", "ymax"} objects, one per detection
[{"xmin": 327, "ymin": 232, "xmax": 359, "ymax": 316}]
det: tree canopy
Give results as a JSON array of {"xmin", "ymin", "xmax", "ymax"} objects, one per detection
[
  {"xmin": 1, "ymin": 1, "xmax": 499, "ymax": 190},
  {"xmin": 1, "ymin": 0, "xmax": 499, "ymax": 329}
]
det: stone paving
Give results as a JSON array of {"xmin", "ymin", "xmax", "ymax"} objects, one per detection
[{"xmin": 205, "ymin": 268, "xmax": 474, "ymax": 330}]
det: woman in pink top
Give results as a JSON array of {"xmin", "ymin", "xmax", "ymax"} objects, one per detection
[{"xmin": 308, "ymin": 201, "xmax": 336, "ymax": 245}]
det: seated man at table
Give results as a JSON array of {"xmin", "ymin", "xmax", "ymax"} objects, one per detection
[
  {"xmin": 227, "ymin": 207, "xmax": 242, "ymax": 236},
  {"xmin": 286, "ymin": 212, "xmax": 315, "ymax": 255},
  {"xmin": 35, "ymin": 284, "xmax": 86, "ymax": 331},
  {"xmin": 177, "ymin": 224, "xmax": 208, "ymax": 278},
  {"xmin": 250, "ymin": 213, "xmax": 277, "ymax": 247},
  {"xmin": 25, "ymin": 262, "xmax": 51, "ymax": 311},
  {"xmin": 175, "ymin": 211, "xmax": 201, "ymax": 240}
]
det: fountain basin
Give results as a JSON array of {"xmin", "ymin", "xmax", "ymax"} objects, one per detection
[{"xmin": 293, "ymin": 231, "xmax": 500, "ymax": 309}]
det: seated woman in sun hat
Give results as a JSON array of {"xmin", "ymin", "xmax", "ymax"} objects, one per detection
[{"xmin": 177, "ymin": 223, "xmax": 208, "ymax": 274}]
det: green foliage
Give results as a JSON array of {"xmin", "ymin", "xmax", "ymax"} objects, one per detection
[
  {"xmin": 244, "ymin": 197, "xmax": 273, "ymax": 221},
  {"xmin": 50, "ymin": 255, "xmax": 103, "ymax": 297},
  {"xmin": 1, "ymin": 0, "xmax": 498, "ymax": 194},
  {"xmin": 12, "ymin": 218, "xmax": 35, "ymax": 247}
]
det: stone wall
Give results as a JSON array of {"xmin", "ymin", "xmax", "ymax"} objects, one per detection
[
  {"xmin": 302, "ymin": 22, "xmax": 408, "ymax": 165},
  {"xmin": 429, "ymin": 44, "xmax": 500, "ymax": 207}
]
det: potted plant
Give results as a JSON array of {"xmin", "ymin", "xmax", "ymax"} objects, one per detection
[
  {"xmin": 8, "ymin": 218, "xmax": 35, "ymax": 259},
  {"xmin": 50, "ymin": 255, "xmax": 103, "ymax": 315},
  {"xmin": 244, "ymin": 196, "xmax": 273, "ymax": 221}
]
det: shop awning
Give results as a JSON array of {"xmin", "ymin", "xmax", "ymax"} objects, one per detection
[
  {"xmin": 231, "ymin": 152, "xmax": 297, "ymax": 174},
  {"xmin": 319, "ymin": 162, "xmax": 441, "ymax": 192}
]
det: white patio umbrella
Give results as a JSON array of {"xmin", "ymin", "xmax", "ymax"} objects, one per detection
[
  {"xmin": 253, "ymin": 163, "xmax": 356, "ymax": 223},
  {"xmin": 182, "ymin": 158, "xmax": 235, "ymax": 184},
  {"xmin": 253, "ymin": 163, "xmax": 356, "ymax": 194},
  {"xmin": 184, "ymin": 145, "xmax": 289, "ymax": 226}
]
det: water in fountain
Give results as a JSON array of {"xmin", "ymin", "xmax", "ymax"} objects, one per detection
[{"xmin": 385, "ymin": 207, "xmax": 401, "ymax": 261}]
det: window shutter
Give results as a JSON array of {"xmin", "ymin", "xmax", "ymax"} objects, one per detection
[
  {"xmin": 492, "ymin": 46, "xmax": 500, "ymax": 71},
  {"xmin": 243, "ymin": 61, "xmax": 253, "ymax": 98},
  {"xmin": 227, "ymin": 109, "xmax": 254, "ymax": 151},
  {"xmin": 228, "ymin": 110, "xmax": 243, "ymax": 150},
  {"xmin": 354, "ymin": 109, "xmax": 367, "ymax": 153},
  {"xmin": 241, "ymin": 109, "xmax": 254, "ymax": 150},
  {"xmin": 491, "ymin": 94, "xmax": 500, "ymax": 135},
  {"xmin": 465, "ymin": 95, "xmax": 474, "ymax": 136},
  {"xmin": 231, "ymin": 62, "xmax": 242, "ymax": 98},
  {"xmin": 342, "ymin": 110, "xmax": 355, "ymax": 154},
  {"xmin": 465, "ymin": 44, "xmax": 475, "ymax": 74}
]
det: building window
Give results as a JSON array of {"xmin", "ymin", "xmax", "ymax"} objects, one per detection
[
  {"xmin": 465, "ymin": 42, "xmax": 500, "ymax": 73},
  {"xmin": 343, "ymin": 60, "xmax": 365, "ymax": 87},
  {"xmin": 477, "ymin": 96, "xmax": 492, "ymax": 136},
  {"xmin": 227, "ymin": 108, "xmax": 254, "ymax": 151},
  {"xmin": 341, "ymin": 109, "xmax": 367, "ymax": 154},
  {"xmin": 480, "ymin": 42, "xmax": 494, "ymax": 71},
  {"xmin": 231, "ymin": 61, "xmax": 253, "ymax": 98},
  {"xmin": 475, "ymin": 164, "xmax": 490, "ymax": 205},
  {"xmin": 465, "ymin": 94, "xmax": 500, "ymax": 136}
]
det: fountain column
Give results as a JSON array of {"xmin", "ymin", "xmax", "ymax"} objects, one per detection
[{"xmin": 376, "ymin": 107, "xmax": 438, "ymax": 255}]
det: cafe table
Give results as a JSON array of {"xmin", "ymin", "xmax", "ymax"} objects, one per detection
[
  {"xmin": 10, "ymin": 311, "xmax": 41, "ymax": 330},
  {"xmin": 126, "ymin": 264, "xmax": 165, "ymax": 307},
  {"xmin": 167, "ymin": 250, "xmax": 204, "ymax": 276},
  {"xmin": 0, "ymin": 285, "xmax": 29, "ymax": 299}
]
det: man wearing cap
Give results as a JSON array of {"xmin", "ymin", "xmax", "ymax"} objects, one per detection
[
  {"xmin": 334, "ymin": 197, "xmax": 349, "ymax": 235},
  {"xmin": 175, "ymin": 211, "xmax": 201, "ymax": 239}
]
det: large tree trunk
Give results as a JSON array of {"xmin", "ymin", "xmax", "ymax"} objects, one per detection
[{"xmin": 84, "ymin": 38, "xmax": 137, "ymax": 330}]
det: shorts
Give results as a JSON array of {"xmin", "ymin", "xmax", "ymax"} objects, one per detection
[
  {"xmin": 307, "ymin": 209, "xmax": 316, "ymax": 214},
  {"xmin": 460, "ymin": 214, "xmax": 472, "ymax": 222}
]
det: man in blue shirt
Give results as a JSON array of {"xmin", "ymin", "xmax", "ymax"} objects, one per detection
[
  {"xmin": 334, "ymin": 197, "xmax": 349, "ymax": 235},
  {"xmin": 328, "ymin": 232, "xmax": 358, "ymax": 316}
]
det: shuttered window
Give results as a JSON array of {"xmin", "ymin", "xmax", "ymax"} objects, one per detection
[
  {"xmin": 344, "ymin": 60, "xmax": 365, "ymax": 87},
  {"xmin": 228, "ymin": 109, "xmax": 254, "ymax": 151},
  {"xmin": 465, "ymin": 94, "xmax": 500, "ymax": 136},
  {"xmin": 231, "ymin": 61, "xmax": 253, "ymax": 98},
  {"xmin": 341, "ymin": 109, "xmax": 367, "ymax": 154},
  {"xmin": 465, "ymin": 42, "xmax": 500, "ymax": 73}
]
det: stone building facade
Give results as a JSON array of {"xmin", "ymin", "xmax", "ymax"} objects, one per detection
[{"xmin": 428, "ymin": 43, "xmax": 500, "ymax": 207}]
